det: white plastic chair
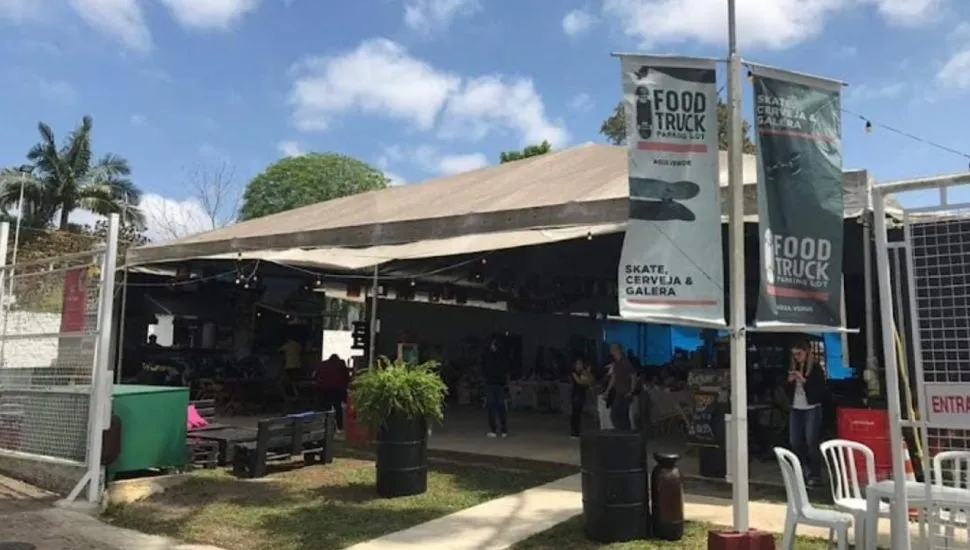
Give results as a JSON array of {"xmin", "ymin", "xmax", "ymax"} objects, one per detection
[
  {"xmin": 775, "ymin": 447, "xmax": 854, "ymax": 550},
  {"xmin": 932, "ymin": 450, "xmax": 970, "ymax": 548},
  {"xmin": 821, "ymin": 439, "xmax": 892, "ymax": 549}
]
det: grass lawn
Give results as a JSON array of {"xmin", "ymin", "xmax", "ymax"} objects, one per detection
[
  {"xmin": 511, "ymin": 517, "xmax": 832, "ymax": 549},
  {"xmin": 104, "ymin": 445, "xmax": 578, "ymax": 550}
]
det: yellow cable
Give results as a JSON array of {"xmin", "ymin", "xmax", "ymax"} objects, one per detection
[{"xmin": 893, "ymin": 325, "xmax": 925, "ymax": 464}]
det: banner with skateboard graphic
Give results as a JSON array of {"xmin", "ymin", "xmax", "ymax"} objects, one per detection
[
  {"xmin": 750, "ymin": 64, "xmax": 844, "ymax": 329},
  {"xmin": 616, "ymin": 55, "xmax": 726, "ymax": 327}
]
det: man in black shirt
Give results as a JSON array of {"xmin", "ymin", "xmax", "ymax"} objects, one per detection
[{"xmin": 482, "ymin": 337, "xmax": 508, "ymax": 437}]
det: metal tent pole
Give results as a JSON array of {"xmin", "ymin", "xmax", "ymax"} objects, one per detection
[
  {"xmin": 368, "ymin": 265, "xmax": 378, "ymax": 366},
  {"xmin": 871, "ymin": 191, "xmax": 911, "ymax": 549},
  {"xmin": 115, "ymin": 266, "xmax": 129, "ymax": 384},
  {"xmin": 862, "ymin": 212, "xmax": 876, "ymax": 371},
  {"xmin": 0, "ymin": 223, "xmax": 9, "ymax": 368},
  {"xmin": 726, "ymin": 0, "xmax": 749, "ymax": 532}
]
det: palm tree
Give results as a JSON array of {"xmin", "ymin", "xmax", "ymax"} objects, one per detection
[{"xmin": 0, "ymin": 116, "xmax": 145, "ymax": 230}]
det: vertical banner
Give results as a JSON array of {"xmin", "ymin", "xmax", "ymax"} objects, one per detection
[
  {"xmin": 750, "ymin": 65, "xmax": 844, "ymax": 328},
  {"xmin": 617, "ymin": 55, "xmax": 725, "ymax": 326}
]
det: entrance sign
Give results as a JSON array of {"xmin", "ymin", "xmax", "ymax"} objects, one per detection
[
  {"xmin": 750, "ymin": 65, "xmax": 845, "ymax": 329},
  {"xmin": 924, "ymin": 382, "xmax": 970, "ymax": 429},
  {"xmin": 616, "ymin": 55, "xmax": 726, "ymax": 327}
]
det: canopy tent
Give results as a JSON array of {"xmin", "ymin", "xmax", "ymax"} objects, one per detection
[{"xmin": 127, "ymin": 142, "xmax": 900, "ymax": 269}]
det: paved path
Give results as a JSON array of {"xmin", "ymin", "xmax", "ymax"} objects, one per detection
[
  {"xmin": 345, "ymin": 473, "xmax": 906, "ymax": 550},
  {"xmin": 0, "ymin": 475, "xmax": 222, "ymax": 550}
]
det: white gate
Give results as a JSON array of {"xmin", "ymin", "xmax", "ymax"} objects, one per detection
[
  {"xmin": 0, "ymin": 215, "xmax": 120, "ymax": 505},
  {"xmin": 873, "ymin": 176, "xmax": 970, "ymax": 549}
]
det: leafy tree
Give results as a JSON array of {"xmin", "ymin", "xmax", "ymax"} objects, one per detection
[
  {"xmin": 599, "ymin": 99, "xmax": 756, "ymax": 154},
  {"xmin": 0, "ymin": 116, "xmax": 144, "ymax": 230},
  {"xmin": 499, "ymin": 140, "xmax": 552, "ymax": 163},
  {"xmin": 239, "ymin": 153, "xmax": 388, "ymax": 221}
]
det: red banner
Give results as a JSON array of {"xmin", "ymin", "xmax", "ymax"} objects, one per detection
[{"xmin": 60, "ymin": 268, "xmax": 88, "ymax": 333}]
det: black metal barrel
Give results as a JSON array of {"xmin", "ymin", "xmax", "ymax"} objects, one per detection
[
  {"xmin": 376, "ymin": 414, "xmax": 428, "ymax": 498},
  {"xmin": 581, "ymin": 430, "xmax": 649, "ymax": 542}
]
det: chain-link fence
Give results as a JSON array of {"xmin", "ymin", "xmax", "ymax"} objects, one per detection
[{"xmin": 0, "ymin": 218, "xmax": 119, "ymax": 503}]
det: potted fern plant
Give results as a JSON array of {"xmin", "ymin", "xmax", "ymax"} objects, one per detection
[{"xmin": 350, "ymin": 356, "xmax": 448, "ymax": 497}]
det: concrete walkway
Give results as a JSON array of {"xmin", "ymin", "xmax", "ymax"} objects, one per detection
[{"xmin": 345, "ymin": 473, "xmax": 904, "ymax": 550}]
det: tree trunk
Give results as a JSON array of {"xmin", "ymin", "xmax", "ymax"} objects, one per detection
[{"xmin": 58, "ymin": 208, "xmax": 70, "ymax": 230}]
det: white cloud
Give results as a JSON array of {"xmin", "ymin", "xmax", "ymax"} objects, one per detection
[
  {"xmin": 130, "ymin": 113, "xmax": 146, "ymax": 126},
  {"xmin": 567, "ymin": 92, "xmax": 593, "ymax": 112},
  {"xmin": 289, "ymin": 39, "xmax": 460, "ymax": 132},
  {"xmin": 383, "ymin": 171, "xmax": 407, "ymax": 186},
  {"xmin": 62, "ymin": 0, "xmax": 260, "ymax": 52},
  {"xmin": 288, "ymin": 38, "xmax": 568, "ymax": 147},
  {"xmin": 938, "ymin": 48, "xmax": 970, "ymax": 90},
  {"xmin": 68, "ymin": 193, "xmax": 212, "ymax": 242},
  {"xmin": 404, "ymin": 0, "xmax": 480, "ymax": 34},
  {"xmin": 862, "ymin": 0, "xmax": 944, "ymax": 26},
  {"xmin": 385, "ymin": 145, "xmax": 489, "ymax": 177},
  {"xmin": 600, "ymin": 0, "xmax": 946, "ymax": 50},
  {"xmin": 562, "ymin": 9, "xmax": 597, "ymax": 37},
  {"xmin": 846, "ymin": 82, "xmax": 906, "ymax": 101},
  {"xmin": 140, "ymin": 193, "xmax": 214, "ymax": 241},
  {"xmin": 434, "ymin": 152, "xmax": 489, "ymax": 175},
  {"xmin": 440, "ymin": 75, "xmax": 569, "ymax": 146},
  {"xmin": 68, "ymin": 0, "xmax": 151, "ymax": 52},
  {"xmin": 277, "ymin": 140, "xmax": 304, "ymax": 157},
  {"xmin": 157, "ymin": 0, "xmax": 260, "ymax": 30},
  {"xmin": 938, "ymin": 23, "xmax": 970, "ymax": 90}
]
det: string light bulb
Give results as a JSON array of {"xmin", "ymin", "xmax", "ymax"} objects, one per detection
[
  {"xmin": 586, "ymin": 230, "xmax": 593, "ymax": 241},
  {"xmin": 481, "ymin": 258, "xmax": 487, "ymax": 265},
  {"xmin": 746, "ymin": 70, "xmax": 753, "ymax": 82},
  {"xmin": 410, "ymin": 279, "xmax": 416, "ymax": 287},
  {"xmin": 864, "ymin": 120, "xmax": 872, "ymax": 134}
]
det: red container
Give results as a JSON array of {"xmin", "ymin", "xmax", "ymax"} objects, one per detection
[
  {"xmin": 836, "ymin": 408, "xmax": 892, "ymax": 484},
  {"xmin": 344, "ymin": 395, "xmax": 375, "ymax": 444}
]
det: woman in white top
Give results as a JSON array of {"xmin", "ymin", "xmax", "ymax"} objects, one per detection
[{"xmin": 784, "ymin": 339, "xmax": 827, "ymax": 487}]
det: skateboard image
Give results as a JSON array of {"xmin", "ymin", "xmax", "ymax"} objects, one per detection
[
  {"xmin": 635, "ymin": 86, "xmax": 652, "ymax": 140},
  {"xmin": 628, "ymin": 178, "xmax": 700, "ymax": 222}
]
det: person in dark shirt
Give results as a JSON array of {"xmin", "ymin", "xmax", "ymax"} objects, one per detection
[
  {"xmin": 606, "ymin": 343, "xmax": 637, "ymax": 431},
  {"xmin": 314, "ymin": 354, "xmax": 350, "ymax": 432},
  {"xmin": 482, "ymin": 337, "xmax": 508, "ymax": 437},
  {"xmin": 569, "ymin": 356, "xmax": 593, "ymax": 438}
]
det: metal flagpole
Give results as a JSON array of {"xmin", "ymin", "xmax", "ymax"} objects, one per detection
[{"xmin": 726, "ymin": 0, "xmax": 750, "ymax": 531}]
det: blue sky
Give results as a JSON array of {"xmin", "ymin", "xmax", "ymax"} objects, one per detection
[{"xmin": 1, "ymin": 0, "xmax": 969, "ymax": 240}]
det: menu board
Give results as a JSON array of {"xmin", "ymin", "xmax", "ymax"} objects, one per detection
[{"xmin": 687, "ymin": 390, "xmax": 721, "ymax": 447}]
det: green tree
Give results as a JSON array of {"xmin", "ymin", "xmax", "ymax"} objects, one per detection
[
  {"xmin": 499, "ymin": 140, "xmax": 552, "ymax": 163},
  {"xmin": 0, "ymin": 116, "xmax": 144, "ymax": 230},
  {"xmin": 239, "ymin": 153, "xmax": 389, "ymax": 220},
  {"xmin": 599, "ymin": 99, "xmax": 756, "ymax": 154}
]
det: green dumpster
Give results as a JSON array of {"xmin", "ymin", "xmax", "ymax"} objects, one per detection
[{"xmin": 107, "ymin": 385, "xmax": 188, "ymax": 477}]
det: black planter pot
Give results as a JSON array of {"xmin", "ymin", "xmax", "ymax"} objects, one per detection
[{"xmin": 376, "ymin": 413, "xmax": 428, "ymax": 498}]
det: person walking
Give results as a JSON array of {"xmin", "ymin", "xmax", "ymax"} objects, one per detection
[
  {"xmin": 482, "ymin": 337, "xmax": 508, "ymax": 438},
  {"xmin": 785, "ymin": 339, "xmax": 827, "ymax": 487},
  {"xmin": 605, "ymin": 343, "xmax": 637, "ymax": 431},
  {"xmin": 314, "ymin": 354, "xmax": 350, "ymax": 433},
  {"xmin": 569, "ymin": 356, "xmax": 594, "ymax": 438}
]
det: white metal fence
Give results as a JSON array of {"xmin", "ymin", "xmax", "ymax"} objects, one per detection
[
  {"xmin": 0, "ymin": 216, "xmax": 120, "ymax": 504},
  {"xmin": 874, "ymin": 177, "xmax": 970, "ymax": 549}
]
